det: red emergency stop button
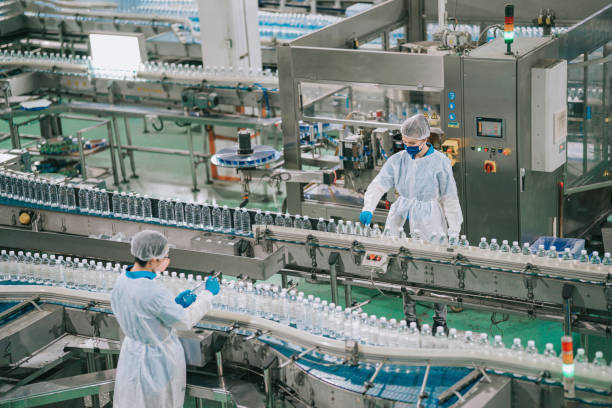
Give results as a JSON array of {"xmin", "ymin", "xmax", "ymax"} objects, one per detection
[{"xmin": 484, "ymin": 160, "xmax": 497, "ymax": 174}]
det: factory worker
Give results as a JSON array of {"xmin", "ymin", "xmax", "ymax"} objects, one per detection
[
  {"xmin": 359, "ymin": 113, "xmax": 463, "ymax": 332},
  {"xmin": 111, "ymin": 230, "xmax": 220, "ymax": 408}
]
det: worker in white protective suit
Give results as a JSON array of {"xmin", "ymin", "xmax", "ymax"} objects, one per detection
[
  {"xmin": 359, "ymin": 114, "xmax": 463, "ymax": 333},
  {"xmin": 111, "ymin": 230, "xmax": 220, "ymax": 408}
]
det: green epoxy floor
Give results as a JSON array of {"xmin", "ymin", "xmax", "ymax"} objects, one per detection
[{"xmin": 1, "ymin": 114, "xmax": 610, "ymax": 362}]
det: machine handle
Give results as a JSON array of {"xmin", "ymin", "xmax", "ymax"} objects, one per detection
[{"xmin": 520, "ymin": 168, "xmax": 526, "ymax": 192}]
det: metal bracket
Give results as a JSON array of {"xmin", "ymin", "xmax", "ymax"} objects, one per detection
[
  {"xmin": 453, "ymin": 253, "xmax": 466, "ymax": 289},
  {"xmin": 399, "ymin": 246, "xmax": 411, "ymax": 282},
  {"xmin": 306, "ymin": 234, "xmax": 318, "ymax": 278},
  {"xmin": 523, "ymin": 263, "xmax": 536, "ymax": 302},
  {"xmin": 235, "ymin": 239, "xmax": 254, "ymax": 258},
  {"xmin": 245, "ymin": 329, "xmax": 270, "ymax": 341},
  {"xmin": 344, "ymin": 340, "xmax": 359, "ymax": 366},
  {"xmin": 261, "ymin": 228, "xmax": 274, "ymax": 253},
  {"xmin": 363, "ymin": 360, "xmax": 385, "ymax": 395},
  {"xmin": 278, "ymin": 346, "xmax": 318, "ymax": 369},
  {"xmin": 350, "ymin": 240, "xmax": 364, "ymax": 265}
]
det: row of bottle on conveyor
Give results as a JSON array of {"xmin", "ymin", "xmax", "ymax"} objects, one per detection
[{"xmin": 1, "ymin": 252, "xmax": 610, "ymax": 376}]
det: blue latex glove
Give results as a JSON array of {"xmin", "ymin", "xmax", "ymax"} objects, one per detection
[
  {"xmin": 359, "ymin": 211, "xmax": 373, "ymax": 226},
  {"xmin": 175, "ymin": 289, "xmax": 197, "ymax": 308},
  {"xmin": 205, "ymin": 276, "xmax": 220, "ymax": 296}
]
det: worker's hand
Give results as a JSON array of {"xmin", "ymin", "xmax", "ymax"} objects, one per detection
[
  {"xmin": 175, "ymin": 290, "xmax": 197, "ymax": 308},
  {"xmin": 359, "ymin": 211, "xmax": 373, "ymax": 226},
  {"xmin": 205, "ymin": 276, "xmax": 220, "ymax": 296}
]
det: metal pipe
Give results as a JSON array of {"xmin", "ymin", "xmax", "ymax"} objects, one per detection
[
  {"xmin": 123, "ymin": 116, "xmax": 137, "ymax": 178},
  {"xmin": 187, "ymin": 125, "xmax": 199, "ymax": 192},
  {"xmin": 301, "ymin": 85, "xmax": 351, "ymax": 110},
  {"xmin": 344, "ymin": 277, "xmax": 352, "ymax": 308},
  {"xmin": 105, "ymin": 122, "xmax": 120, "ymax": 186},
  {"xmin": 417, "ymin": 364, "xmax": 431, "ymax": 407},
  {"xmin": 120, "ymin": 145, "xmax": 211, "ymax": 158},
  {"xmin": 216, "ymin": 351, "xmax": 225, "ymax": 389},
  {"xmin": 564, "ymin": 179, "xmax": 612, "ymax": 195},
  {"xmin": 329, "ymin": 253, "xmax": 340, "ymax": 305},
  {"xmin": 111, "ymin": 116, "xmax": 128, "ymax": 183},
  {"xmin": 77, "ymin": 131, "xmax": 87, "ymax": 180}
]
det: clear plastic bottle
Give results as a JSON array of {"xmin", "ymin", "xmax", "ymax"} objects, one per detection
[
  {"xmin": 302, "ymin": 215, "xmax": 312, "ymax": 230},
  {"xmin": 510, "ymin": 338, "xmax": 523, "ymax": 352},
  {"xmin": 120, "ymin": 192, "xmax": 129, "ymax": 218},
  {"xmin": 327, "ymin": 218, "xmax": 337, "ymax": 233},
  {"xmin": 543, "ymin": 343, "xmax": 556, "ymax": 358},
  {"xmin": 522, "ymin": 243, "xmax": 532, "ymax": 256},
  {"xmin": 448, "ymin": 328, "xmax": 459, "ymax": 348},
  {"xmin": 536, "ymin": 244, "xmax": 546, "ymax": 258},
  {"xmin": 40, "ymin": 254, "xmax": 51, "ymax": 285},
  {"xmin": 493, "ymin": 335, "xmax": 505, "ymax": 349},
  {"xmin": 174, "ymin": 201, "xmax": 185, "ymax": 226},
  {"xmin": 462, "ymin": 330, "xmax": 474, "ymax": 350},
  {"xmin": 316, "ymin": 217, "xmax": 326, "ymax": 232},
  {"xmin": 333, "ymin": 305, "xmax": 344, "ymax": 340},
  {"xmin": 79, "ymin": 188, "xmax": 89, "ymax": 212},
  {"xmin": 435, "ymin": 326, "xmax": 448, "ymax": 348},
  {"xmin": 407, "ymin": 322, "xmax": 420, "ymax": 348},
  {"xmin": 561, "ymin": 248, "xmax": 573, "ymax": 261},
  {"xmin": 99, "ymin": 190, "xmax": 110, "ymax": 215},
  {"xmin": 500, "ymin": 240, "xmax": 510, "ymax": 253},
  {"xmin": 420, "ymin": 324, "xmax": 433, "ymax": 348},
  {"xmin": 16, "ymin": 251, "xmax": 26, "ymax": 282},
  {"xmin": 511, "ymin": 241, "xmax": 521, "ymax": 254},
  {"xmin": 112, "ymin": 192, "xmax": 121, "ymax": 216},
  {"xmin": 477, "ymin": 333, "xmax": 489, "ymax": 349},
  {"xmin": 354, "ymin": 222, "xmax": 364, "ymax": 236},
  {"xmin": 366, "ymin": 315, "xmax": 378, "ymax": 345},
  {"xmin": 478, "ymin": 237, "xmax": 489, "ymax": 250},
  {"xmin": 166, "ymin": 199, "xmax": 176, "ymax": 225},
  {"xmin": 8, "ymin": 251, "xmax": 18, "ymax": 281},
  {"xmin": 275, "ymin": 212, "xmax": 285, "ymax": 227},
  {"xmin": 201, "ymin": 204, "xmax": 212, "ymax": 230},
  {"xmin": 48, "ymin": 182, "xmax": 59, "ymax": 207},
  {"xmin": 32, "ymin": 253, "xmax": 42, "ymax": 284},
  {"xmin": 283, "ymin": 213, "xmax": 293, "ymax": 228},
  {"xmin": 336, "ymin": 219, "xmax": 346, "ymax": 234},
  {"xmin": 142, "ymin": 195, "xmax": 152, "ymax": 220},
  {"xmin": 358, "ymin": 313, "xmax": 370, "ymax": 343},
  {"xmin": 158, "ymin": 199, "xmax": 168, "ymax": 223},
  {"xmin": 575, "ymin": 348, "xmax": 587, "ymax": 364},
  {"xmin": 293, "ymin": 215, "xmax": 303, "ymax": 229},
  {"xmin": 0, "ymin": 250, "xmax": 8, "ymax": 281},
  {"xmin": 459, "ymin": 235, "xmax": 469, "ymax": 248},
  {"xmin": 448, "ymin": 235, "xmax": 458, "ymax": 247},
  {"xmin": 603, "ymin": 252, "xmax": 612, "ymax": 266},
  {"xmin": 241, "ymin": 209, "xmax": 251, "ymax": 235},
  {"xmin": 525, "ymin": 340, "xmax": 538, "ymax": 356},
  {"xmin": 547, "ymin": 245, "xmax": 558, "ymax": 261},
  {"xmin": 590, "ymin": 251, "xmax": 602, "ymax": 265},
  {"xmin": 288, "ymin": 289, "xmax": 298, "ymax": 325},
  {"xmin": 254, "ymin": 209, "xmax": 264, "ymax": 225},
  {"xmin": 127, "ymin": 193, "xmax": 136, "ymax": 219},
  {"xmin": 263, "ymin": 211, "xmax": 274, "ymax": 226},
  {"xmin": 231, "ymin": 207, "xmax": 242, "ymax": 234},
  {"xmin": 489, "ymin": 239, "xmax": 500, "ymax": 251},
  {"xmin": 218, "ymin": 205, "xmax": 230, "ymax": 232},
  {"xmin": 577, "ymin": 249, "xmax": 589, "ymax": 263},
  {"xmin": 372, "ymin": 224, "xmax": 382, "ymax": 237},
  {"xmin": 592, "ymin": 351, "xmax": 607, "ymax": 367},
  {"xmin": 184, "ymin": 203, "xmax": 194, "ymax": 227}
]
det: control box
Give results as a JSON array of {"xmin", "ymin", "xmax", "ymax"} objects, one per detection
[
  {"xmin": 531, "ymin": 60, "xmax": 568, "ymax": 172},
  {"xmin": 361, "ymin": 251, "xmax": 389, "ymax": 274}
]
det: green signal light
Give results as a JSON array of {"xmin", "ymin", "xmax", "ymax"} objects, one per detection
[
  {"xmin": 562, "ymin": 364, "xmax": 575, "ymax": 378},
  {"xmin": 504, "ymin": 31, "xmax": 515, "ymax": 43}
]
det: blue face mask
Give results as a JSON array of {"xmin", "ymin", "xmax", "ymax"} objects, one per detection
[{"xmin": 404, "ymin": 143, "xmax": 423, "ymax": 158}]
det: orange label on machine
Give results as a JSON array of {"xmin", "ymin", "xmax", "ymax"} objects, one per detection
[{"xmin": 484, "ymin": 160, "xmax": 497, "ymax": 174}]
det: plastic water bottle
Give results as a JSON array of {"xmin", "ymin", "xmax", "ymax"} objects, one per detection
[
  {"xmin": 254, "ymin": 209, "xmax": 264, "ymax": 225},
  {"xmin": 510, "ymin": 338, "xmax": 523, "ymax": 352},
  {"xmin": 66, "ymin": 186, "xmax": 76, "ymax": 210},
  {"xmin": 590, "ymin": 251, "xmax": 602, "ymax": 265},
  {"xmin": 407, "ymin": 322, "xmax": 420, "ymax": 348},
  {"xmin": 511, "ymin": 241, "xmax": 521, "ymax": 254},
  {"xmin": 354, "ymin": 222, "xmax": 364, "ymax": 236},
  {"xmin": 275, "ymin": 212, "xmax": 284, "ymax": 227},
  {"xmin": 263, "ymin": 211, "xmax": 274, "ymax": 226},
  {"xmin": 543, "ymin": 343, "xmax": 556, "ymax": 358},
  {"xmin": 0, "ymin": 250, "xmax": 8, "ymax": 281},
  {"xmin": 221, "ymin": 205, "xmax": 232, "ymax": 232},
  {"xmin": 337, "ymin": 219, "xmax": 346, "ymax": 234},
  {"xmin": 166, "ymin": 199, "xmax": 176, "ymax": 225},
  {"xmin": 327, "ymin": 218, "xmax": 337, "ymax": 233},
  {"xmin": 48, "ymin": 182, "xmax": 59, "ymax": 207},
  {"xmin": 283, "ymin": 213, "xmax": 292, "ymax": 228},
  {"xmin": 575, "ymin": 348, "xmax": 587, "ymax": 364},
  {"xmin": 522, "ymin": 243, "xmax": 532, "ymax": 256},
  {"xmin": 448, "ymin": 328, "xmax": 459, "ymax": 348},
  {"xmin": 435, "ymin": 326, "xmax": 448, "ymax": 348},
  {"xmin": 536, "ymin": 244, "xmax": 546, "ymax": 258},
  {"xmin": 16, "ymin": 251, "xmax": 26, "ymax": 282},
  {"xmin": 561, "ymin": 248, "xmax": 573, "ymax": 261},
  {"xmin": 184, "ymin": 203, "xmax": 194, "ymax": 226},
  {"xmin": 493, "ymin": 335, "xmax": 505, "ymax": 350},
  {"xmin": 134, "ymin": 195, "xmax": 144, "ymax": 220},
  {"xmin": 118, "ymin": 192, "xmax": 128, "ymax": 218},
  {"xmin": 142, "ymin": 195, "xmax": 152, "ymax": 220},
  {"xmin": 459, "ymin": 235, "xmax": 469, "ymax": 248},
  {"xmin": 420, "ymin": 324, "xmax": 433, "ymax": 348},
  {"xmin": 33, "ymin": 253, "xmax": 42, "ymax": 284},
  {"xmin": 212, "ymin": 204, "xmax": 222, "ymax": 230},
  {"xmin": 578, "ymin": 249, "xmax": 588, "ymax": 263},
  {"xmin": 293, "ymin": 215, "xmax": 303, "ymax": 229},
  {"xmin": 41, "ymin": 254, "xmax": 51, "ymax": 285},
  {"xmin": 547, "ymin": 245, "xmax": 558, "ymax": 260},
  {"xmin": 593, "ymin": 351, "xmax": 607, "ymax": 367},
  {"xmin": 79, "ymin": 188, "xmax": 89, "ymax": 212},
  {"xmin": 241, "ymin": 209, "xmax": 251, "ymax": 235},
  {"xmin": 489, "ymin": 238, "xmax": 500, "ymax": 251},
  {"xmin": 372, "ymin": 224, "xmax": 382, "ymax": 237},
  {"xmin": 462, "ymin": 331, "xmax": 474, "ymax": 350},
  {"xmin": 525, "ymin": 340, "xmax": 537, "ymax": 356},
  {"xmin": 316, "ymin": 217, "xmax": 326, "ymax": 232},
  {"xmin": 158, "ymin": 199, "xmax": 168, "ymax": 223},
  {"xmin": 202, "ymin": 203, "xmax": 212, "ymax": 231},
  {"xmin": 233, "ymin": 207, "xmax": 242, "ymax": 233},
  {"xmin": 478, "ymin": 237, "xmax": 489, "ymax": 250},
  {"xmin": 99, "ymin": 190, "xmax": 110, "ymax": 215},
  {"xmin": 302, "ymin": 215, "xmax": 312, "ymax": 230},
  {"xmin": 500, "ymin": 240, "xmax": 510, "ymax": 253},
  {"xmin": 7, "ymin": 251, "xmax": 18, "ymax": 281},
  {"xmin": 174, "ymin": 201, "xmax": 185, "ymax": 225},
  {"xmin": 603, "ymin": 252, "xmax": 612, "ymax": 266}
]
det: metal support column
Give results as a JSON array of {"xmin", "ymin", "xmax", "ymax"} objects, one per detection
[
  {"xmin": 281, "ymin": 272, "xmax": 288, "ymax": 289},
  {"xmin": 328, "ymin": 252, "xmax": 340, "ymax": 305},
  {"xmin": 77, "ymin": 131, "xmax": 87, "ymax": 180},
  {"xmin": 406, "ymin": 0, "xmax": 425, "ymax": 42},
  {"xmin": 111, "ymin": 116, "xmax": 129, "ymax": 183},
  {"xmin": 202, "ymin": 125, "xmax": 213, "ymax": 184},
  {"xmin": 344, "ymin": 277, "xmax": 353, "ymax": 308},
  {"xmin": 85, "ymin": 353, "xmax": 101, "ymax": 408},
  {"xmin": 562, "ymin": 284, "xmax": 574, "ymax": 336},
  {"xmin": 188, "ymin": 125, "xmax": 199, "ymax": 192},
  {"xmin": 105, "ymin": 122, "xmax": 120, "ymax": 186},
  {"xmin": 216, "ymin": 351, "xmax": 225, "ymax": 390},
  {"xmin": 123, "ymin": 116, "xmax": 138, "ymax": 178}
]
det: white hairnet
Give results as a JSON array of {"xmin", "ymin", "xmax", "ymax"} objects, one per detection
[
  {"xmin": 130, "ymin": 230, "xmax": 169, "ymax": 261},
  {"xmin": 400, "ymin": 113, "xmax": 430, "ymax": 140}
]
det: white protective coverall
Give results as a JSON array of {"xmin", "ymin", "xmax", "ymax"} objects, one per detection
[
  {"xmin": 362, "ymin": 148, "xmax": 463, "ymax": 238},
  {"xmin": 111, "ymin": 269, "xmax": 212, "ymax": 408}
]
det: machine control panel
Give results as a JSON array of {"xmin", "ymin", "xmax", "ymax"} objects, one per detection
[{"xmin": 361, "ymin": 252, "xmax": 389, "ymax": 274}]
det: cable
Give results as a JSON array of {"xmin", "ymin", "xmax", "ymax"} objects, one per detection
[{"xmin": 151, "ymin": 118, "xmax": 164, "ymax": 132}]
